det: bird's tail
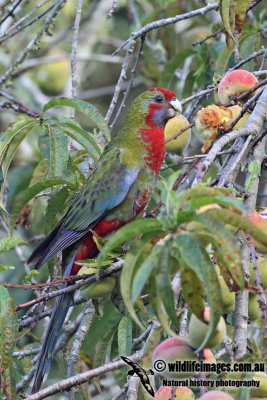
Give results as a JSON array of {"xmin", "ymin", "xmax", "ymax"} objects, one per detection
[{"xmin": 29, "ymin": 252, "xmax": 77, "ymax": 394}]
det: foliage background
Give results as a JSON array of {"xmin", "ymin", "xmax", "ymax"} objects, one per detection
[{"xmin": 0, "ymin": 0, "xmax": 266, "ymax": 399}]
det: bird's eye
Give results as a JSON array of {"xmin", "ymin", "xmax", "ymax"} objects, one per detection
[
  {"xmin": 154, "ymin": 95, "xmax": 163, "ymax": 103},
  {"xmin": 172, "ymin": 96, "xmax": 177, "ymax": 101}
]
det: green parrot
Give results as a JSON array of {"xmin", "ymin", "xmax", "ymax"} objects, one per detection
[{"xmin": 28, "ymin": 87, "xmax": 181, "ymax": 393}]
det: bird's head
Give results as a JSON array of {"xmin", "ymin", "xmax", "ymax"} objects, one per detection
[{"xmin": 126, "ymin": 87, "xmax": 182, "ymax": 129}]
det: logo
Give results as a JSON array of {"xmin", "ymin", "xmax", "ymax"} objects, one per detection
[{"xmin": 121, "ymin": 356, "xmax": 155, "ymax": 397}]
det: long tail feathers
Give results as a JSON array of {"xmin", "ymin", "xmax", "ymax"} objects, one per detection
[{"xmin": 29, "ymin": 252, "xmax": 77, "ymax": 394}]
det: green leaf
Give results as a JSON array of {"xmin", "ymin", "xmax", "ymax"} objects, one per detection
[
  {"xmin": 190, "ymin": 195, "xmax": 244, "ymax": 213},
  {"xmin": 44, "ymin": 186, "xmax": 69, "ymax": 235},
  {"xmin": 0, "ymin": 296, "xmax": 18, "ymax": 367},
  {"xmin": 53, "ymin": 117, "xmax": 101, "ymax": 159},
  {"xmin": 235, "ymin": 0, "xmax": 250, "ymax": 33},
  {"xmin": 0, "ymin": 237, "xmax": 26, "ymax": 254},
  {"xmin": 121, "ymin": 232, "xmax": 157, "ymax": 328},
  {"xmin": 0, "ymin": 121, "xmax": 36, "ymax": 209},
  {"xmin": 98, "ymin": 219, "xmax": 162, "ymax": 263},
  {"xmin": 10, "ymin": 178, "xmax": 72, "ymax": 234},
  {"xmin": 118, "ymin": 316, "xmax": 132, "ymax": 357},
  {"xmin": 175, "ymin": 234, "xmax": 223, "ymax": 351},
  {"xmin": 220, "ymin": 0, "xmax": 236, "ymax": 41},
  {"xmin": 159, "ymin": 49, "xmax": 195, "ymax": 88},
  {"xmin": 202, "ymin": 208, "xmax": 267, "ymax": 253},
  {"xmin": 180, "ymin": 265, "xmax": 205, "ymax": 321},
  {"xmin": 43, "ymin": 97, "xmax": 110, "ymax": 141},
  {"xmin": 214, "ymin": 41, "xmax": 235, "ymax": 75},
  {"xmin": 0, "ymin": 286, "xmax": 9, "ymax": 317},
  {"xmin": 38, "ymin": 126, "xmax": 50, "ymax": 163},
  {"xmin": 25, "ymin": 270, "xmax": 39, "ymax": 283},
  {"xmin": 191, "ymin": 214, "xmax": 244, "ymax": 289},
  {"xmin": 0, "ymin": 118, "xmax": 36, "ymax": 164},
  {"xmin": 49, "ymin": 125, "xmax": 69, "ymax": 178},
  {"xmin": 29, "ymin": 159, "xmax": 49, "ymax": 188},
  {"xmin": 155, "ymin": 239, "xmax": 179, "ymax": 329},
  {"xmin": 0, "ymin": 265, "xmax": 15, "ymax": 271}
]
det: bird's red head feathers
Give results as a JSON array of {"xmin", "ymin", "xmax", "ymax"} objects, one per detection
[{"xmin": 149, "ymin": 87, "xmax": 176, "ymax": 102}]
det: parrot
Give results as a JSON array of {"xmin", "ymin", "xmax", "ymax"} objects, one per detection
[{"xmin": 27, "ymin": 87, "xmax": 181, "ymax": 393}]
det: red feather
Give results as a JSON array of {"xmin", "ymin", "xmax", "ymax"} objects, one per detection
[{"xmin": 149, "ymin": 87, "xmax": 176, "ymax": 101}]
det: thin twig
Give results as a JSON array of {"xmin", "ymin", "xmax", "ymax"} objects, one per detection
[
  {"xmin": 15, "ymin": 259, "xmax": 124, "ymax": 311},
  {"xmin": 106, "ymin": 0, "xmax": 118, "ymax": 21},
  {"xmin": 65, "ymin": 301, "xmax": 94, "ymax": 400},
  {"xmin": 105, "ymin": 39, "xmax": 136, "ymax": 124},
  {"xmin": 0, "ymin": 2, "xmax": 56, "ymax": 44},
  {"xmin": 0, "ymin": 0, "xmax": 67, "ymax": 87},
  {"xmin": 113, "ymin": 3, "xmax": 219, "ymax": 55},
  {"xmin": 109, "ymin": 34, "xmax": 145, "ymax": 133},
  {"xmin": 70, "ymin": 0, "xmax": 83, "ymax": 119},
  {"xmin": 0, "ymin": 0, "xmax": 23, "ymax": 26}
]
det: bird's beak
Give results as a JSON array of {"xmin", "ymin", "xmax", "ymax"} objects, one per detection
[
  {"xmin": 166, "ymin": 98, "xmax": 182, "ymax": 118},
  {"xmin": 170, "ymin": 98, "xmax": 182, "ymax": 114}
]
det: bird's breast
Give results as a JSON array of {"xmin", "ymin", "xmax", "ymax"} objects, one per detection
[{"xmin": 138, "ymin": 127, "xmax": 165, "ymax": 176}]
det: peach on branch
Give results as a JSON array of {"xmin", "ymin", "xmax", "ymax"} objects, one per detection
[
  {"xmin": 186, "ymin": 307, "xmax": 226, "ymax": 349},
  {"xmin": 152, "ymin": 337, "xmax": 198, "ymax": 379},
  {"xmin": 155, "ymin": 386, "xmax": 195, "ymax": 399},
  {"xmin": 164, "ymin": 115, "xmax": 191, "ymax": 156},
  {"xmin": 218, "ymin": 69, "xmax": 258, "ymax": 104},
  {"xmin": 199, "ymin": 390, "xmax": 234, "ymax": 399}
]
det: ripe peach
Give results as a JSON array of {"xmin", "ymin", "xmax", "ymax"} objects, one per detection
[
  {"xmin": 203, "ymin": 348, "xmax": 216, "ymax": 364},
  {"xmin": 218, "ymin": 69, "xmax": 258, "ymax": 104},
  {"xmin": 249, "ymin": 210, "xmax": 267, "ymax": 254},
  {"xmin": 186, "ymin": 307, "xmax": 226, "ymax": 349},
  {"xmin": 155, "ymin": 386, "xmax": 195, "ymax": 399},
  {"xmin": 152, "ymin": 337, "xmax": 198, "ymax": 379},
  {"xmin": 199, "ymin": 390, "xmax": 234, "ymax": 399},
  {"xmin": 164, "ymin": 115, "xmax": 191, "ymax": 156}
]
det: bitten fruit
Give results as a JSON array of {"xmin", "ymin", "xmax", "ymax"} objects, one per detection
[
  {"xmin": 218, "ymin": 69, "xmax": 258, "ymax": 104},
  {"xmin": 164, "ymin": 115, "xmax": 191, "ymax": 156},
  {"xmin": 186, "ymin": 307, "xmax": 226, "ymax": 349},
  {"xmin": 152, "ymin": 337, "xmax": 198, "ymax": 379}
]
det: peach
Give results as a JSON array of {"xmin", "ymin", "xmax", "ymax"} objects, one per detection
[
  {"xmin": 186, "ymin": 307, "xmax": 226, "ymax": 349},
  {"xmin": 80, "ymin": 276, "xmax": 116, "ymax": 299},
  {"xmin": 218, "ymin": 69, "xmax": 258, "ymax": 104},
  {"xmin": 152, "ymin": 337, "xmax": 198, "ymax": 379},
  {"xmin": 250, "ymin": 372, "xmax": 267, "ymax": 397},
  {"xmin": 155, "ymin": 386, "xmax": 195, "ymax": 399},
  {"xmin": 218, "ymin": 276, "xmax": 235, "ymax": 314},
  {"xmin": 199, "ymin": 390, "xmax": 234, "ymax": 399},
  {"xmin": 248, "ymin": 293, "xmax": 262, "ymax": 321},
  {"xmin": 249, "ymin": 210, "xmax": 267, "ymax": 254},
  {"xmin": 164, "ymin": 115, "xmax": 191, "ymax": 156}
]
